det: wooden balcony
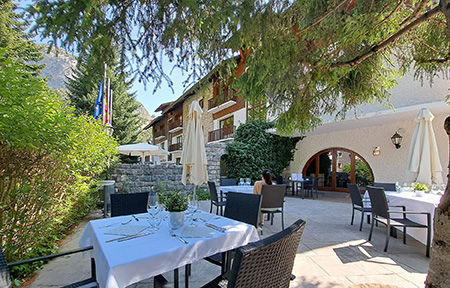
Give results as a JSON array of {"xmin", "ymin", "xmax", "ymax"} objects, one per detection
[
  {"xmin": 154, "ymin": 129, "xmax": 166, "ymax": 139},
  {"xmin": 208, "ymin": 126, "xmax": 235, "ymax": 142},
  {"xmin": 169, "ymin": 142, "xmax": 182, "ymax": 152},
  {"xmin": 168, "ymin": 118, "xmax": 183, "ymax": 133},
  {"xmin": 207, "ymin": 90, "xmax": 237, "ymax": 113}
]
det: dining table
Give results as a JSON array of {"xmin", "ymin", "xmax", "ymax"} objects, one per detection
[
  {"xmin": 79, "ymin": 210, "xmax": 259, "ymax": 288},
  {"xmin": 363, "ymin": 190, "xmax": 442, "ymax": 245},
  {"xmin": 218, "ymin": 185, "xmax": 255, "ymax": 195}
]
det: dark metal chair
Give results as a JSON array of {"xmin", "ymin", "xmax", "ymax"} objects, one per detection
[
  {"xmin": 367, "ymin": 186, "xmax": 431, "ymax": 257},
  {"xmin": 208, "ymin": 181, "xmax": 226, "ymax": 215},
  {"xmin": 373, "ymin": 182, "xmax": 397, "ymax": 191},
  {"xmin": 204, "ymin": 192, "xmax": 263, "ymax": 274},
  {"xmin": 110, "ymin": 192, "xmax": 149, "ymax": 217},
  {"xmin": 303, "ymin": 177, "xmax": 319, "ymax": 199},
  {"xmin": 260, "ymin": 184, "xmax": 286, "ymax": 230},
  {"xmin": 347, "ymin": 183, "xmax": 371, "ymax": 231},
  {"xmin": 220, "ymin": 178, "xmax": 237, "ymax": 186},
  {"xmin": 1, "ymin": 246, "xmax": 97, "ymax": 288},
  {"xmin": 155, "ymin": 219, "xmax": 306, "ymax": 288}
]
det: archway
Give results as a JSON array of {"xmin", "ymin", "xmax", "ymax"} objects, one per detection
[{"xmin": 303, "ymin": 148, "xmax": 374, "ymax": 192}]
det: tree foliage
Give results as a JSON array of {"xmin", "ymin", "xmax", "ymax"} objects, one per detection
[{"xmin": 225, "ymin": 120, "xmax": 300, "ymax": 182}]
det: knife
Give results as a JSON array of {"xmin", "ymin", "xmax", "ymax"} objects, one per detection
[
  {"xmin": 105, "ymin": 232, "xmax": 152, "ymax": 243},
  {"xmin": 205, "ymin": 223, "xmax": 226, "ymax": 232}
]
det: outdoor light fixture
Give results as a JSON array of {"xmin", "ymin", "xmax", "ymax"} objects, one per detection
[{"xmin": 391, "ymin": 131, "xmax": 403, "ymax": 149}]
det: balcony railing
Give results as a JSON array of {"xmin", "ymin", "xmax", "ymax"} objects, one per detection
[
  {"xmin": 154, "ymin": 129, "xmax": 166, "ymax": 139},
  {"xmin": 169, "ymin": 143, "xmax": 182, "ymax": 152},
  {"xmin": 208, "ymin": 89, "xmax": 236, "ymax": 111},
  {"xmin": 208, "ymin": 126, "xmax": 235, "ymax": 142},
  {"xmin": 168, "ymin": 118, "xmax": 183, "ymax": 132}
]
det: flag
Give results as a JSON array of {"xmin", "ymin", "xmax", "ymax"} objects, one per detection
[{"xmin": 93, "ymin": 81, "xmax": 102, "ymax": 119}]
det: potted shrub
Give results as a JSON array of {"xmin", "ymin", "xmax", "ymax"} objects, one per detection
[
  {"xmin": 159, "ymin": 191, "xmax": 188, "ymax": 229},
  {"xmin": 413, "ymin": 183, "xmax": 429, "ymax": 197}
]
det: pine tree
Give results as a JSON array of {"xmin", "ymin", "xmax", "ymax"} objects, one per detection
[{"xmin": 65, "ymin": 50, "xmax": 142, "ymax": 145}]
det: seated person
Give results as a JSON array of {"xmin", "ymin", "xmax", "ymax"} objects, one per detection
[{"xmin": 253, "ymin": 169, "xmax": 273, "ymax": 194}]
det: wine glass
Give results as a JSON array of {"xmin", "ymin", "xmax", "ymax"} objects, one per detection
[
  {"xmin": 147, "ymin": 192, "xmax": 161, "ymax": 230},
  {"xmin": 186, "ymin": 192, "xmax": 198, "ymax": 227},
  {"xmin": 431, "ymin": 184, "xmax": 439, "ymax": 195}
]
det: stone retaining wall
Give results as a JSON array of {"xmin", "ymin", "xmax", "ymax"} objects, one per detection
[{"xmin": 110, "ymin": 142, "xmax": 227, "ymax": 193}]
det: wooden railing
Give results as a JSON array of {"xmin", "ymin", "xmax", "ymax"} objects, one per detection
[
  {"xmin": 169, "ymin": 143, "xmax": 182, "ymax": 152},
  {"xmin": 168, "ymin": 118, "xmax": 182, "ymax": 131},
  {"xmin": 208, "ymin": 126, "xmax": 235, "ymax": 142},
  {"xmin": 154, "ymin": 129, "xmax": 166, "ymax": 138},
  {"xmin": 208, "ymin": 89, "xmax": 236, "ymax": 110}
]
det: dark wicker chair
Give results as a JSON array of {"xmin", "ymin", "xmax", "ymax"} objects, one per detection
[
  {"xmin": 220, "ymin": 178, "xmax": 237, "ymax": 186},
  {"xmin": 110, "ymin": 192, "xmax": 149, "ymax": 217},
  {"xmin": 347, "ymin": 184, "xmax": 371, "ymax": 231},
  {"xmin": 155, "ymin": 219, "xmax": 306, "ymax": 288},
  {"xmin": 260, "ymin": 184, "xmax": 286, "ymax": 230},
  {"xmin": 373, "ymin": 182, "xmax": 397, "ymax": 191},
  {"xmin": 1, "ymin": 246, "xmax": 97, "ymax": 288},
  {"xmin": 208, "ymin": 181, "xmax": 226, "ymax": 216},
  {"xmin": 367, "ymin": 186, "xmax": 431, "ymax": 257},
  {"xmin": 204, "ymin": 192, "xmax": 263, "ymax": 273}
]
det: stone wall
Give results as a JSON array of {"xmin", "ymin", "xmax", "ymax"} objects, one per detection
[{"xmin": 111, "ymin": 142, "xmax": 227, "ymax": 193}]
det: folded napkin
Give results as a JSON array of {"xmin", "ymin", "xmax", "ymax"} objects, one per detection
[
  {"xmin": 104, "ymin": 225, "xmax": 147, "ymax": 236},
  {"xmin": 193, "ymin": 213, "xmax": 216, "ymax": 222},
  {"xmin": 180, "ymin": 227, "xmax": 215, "ymax": 238}
]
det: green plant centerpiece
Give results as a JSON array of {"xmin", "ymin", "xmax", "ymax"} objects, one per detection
[
  {"xmin": 159, "ymin": 191, "xmax": 188, "ymax": 230},
  {"xmin": 413, "ymin": 183, "xmax": 429, "ymax": 192},
  {"xmin": 413, "ymin": 183, "xmax": 429, "ymax": 197}
]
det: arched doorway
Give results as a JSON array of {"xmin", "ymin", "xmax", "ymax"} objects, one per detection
[{"xmin": 303, "ymin": 148, "xmax": 374, "ymax": 192}]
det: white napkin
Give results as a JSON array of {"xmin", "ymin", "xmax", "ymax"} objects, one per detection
[
  {"xmin": 180, "ymin": 227, "xmax": 215, "ymax": 238},
  {"xmin": 194, "ymin": 213, "xmax": 215, "ymax": 222},
  {"xmin": 104, "ymin": 225, "xmax": 147, "ymax": 236}
]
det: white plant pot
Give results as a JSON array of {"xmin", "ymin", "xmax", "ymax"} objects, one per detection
[
  {"xmin": 415, "ymin": 190, "xmax": 425, "ymax": 197},
  {"xmin": 169, "ymin": 211, "xmax": 185, "ymax": 230}
]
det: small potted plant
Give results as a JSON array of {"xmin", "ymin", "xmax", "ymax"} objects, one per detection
[
  {"xmin": 413, "ymin": 183, "xmax": 429, "ymax": 197},
  {"xmin": 159, "ymin": 191, "xmax": 188, "ymax": 229}
]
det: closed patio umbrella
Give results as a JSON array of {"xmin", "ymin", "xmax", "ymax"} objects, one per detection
[
  {"xmin": 118, "ymin": 142, "xmax": 169, "ymax": 163},
  {"xmin": 181, "ymin": 100, "xmax": 208, "ymax": 191},
  {"xmin": 406, "ymin": 108, "xmax": 443, "ymax": 186}
]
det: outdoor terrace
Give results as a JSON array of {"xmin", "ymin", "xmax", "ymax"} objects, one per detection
[{"xmin": 25, "ymin": 192, "xmax": 429, "ymax": 288}]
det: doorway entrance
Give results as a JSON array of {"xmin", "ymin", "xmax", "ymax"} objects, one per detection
[{"xmin": 303, "ymin": 148, "xmax": 374, "ymax": 192}]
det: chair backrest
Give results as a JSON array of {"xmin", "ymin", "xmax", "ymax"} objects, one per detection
[
  {"xmin": 1, "ymin": 248, "xmax": 11, "ymax": 288},
  {"xmin": 367, "ymin": 186, "xmax": 389, "ymax": 219},
  {"xmin": 276, "ymin": 175, "xmax": 283, "ymax": 184},
  {"xmin": 347, "ymin": 183, "xmax": 363, "ymax": 207},
  {"xmin": 110, "ymin": 192, "xmax": 149, "ymax": 217},
  {"xmin": 260, "ymin": 185, "xmax": 286, "ymax": 209},
  {"xmin": 311, "ymin": 177, "xmax": 319, "ymax": 188},
  {"xmin": 224, "ymin": 192, "xmax": 262, "ymax": 228},
  {"xmin": 373, "ymin": 182, "xmax": 396, "ymax": 191},
  {"xmin": 227, "ymin": 218, "xmax": 306, "ymax": 288},
  {"xmin": 220, "ymin": 178, "xmax": 237, "ymax": 186},
  {"xmin": 208, "ymin": 181, "xmax": 219, "ymax": 202}
]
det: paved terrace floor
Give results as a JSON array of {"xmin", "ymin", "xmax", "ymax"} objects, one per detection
[{"xmin": 24, "ymin": 192, "xmax": 430, "ymax": 288}]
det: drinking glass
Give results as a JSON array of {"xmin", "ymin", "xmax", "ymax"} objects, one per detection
[
  {"xmin": 239, "ymin": 178, "xmax": 244, "ymax": 186},
  {"xmin": 431, "ymin": 184, "xmax": 439, "ymax": 195},
  {"xmin": 147, "ymin": 192, "xmax": 161, "ymax": 230},
  {"xmin": 245, "ymin": 178, "xmax": 251, "ymax": 186},
  {"xmin": 186, "ymin": 192, "xmax": 198, "ymax": 227}
]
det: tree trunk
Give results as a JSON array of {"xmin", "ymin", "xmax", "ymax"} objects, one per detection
[{"xmin": 425, "ymin": 116, "xmax": 450, "ymax": 287}]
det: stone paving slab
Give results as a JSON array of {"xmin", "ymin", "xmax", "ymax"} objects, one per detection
[{"xmin": 23, "ymin": 192, "xmax": 430, "ymax": 288}]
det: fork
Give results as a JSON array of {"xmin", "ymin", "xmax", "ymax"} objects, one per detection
[
  {"xmin": 99, "ymin": 218, "xmax": 132, "ymax": 228},
  {"xmin": 169, "ymin": 230, "xmax": 188, "ymax": 244}
]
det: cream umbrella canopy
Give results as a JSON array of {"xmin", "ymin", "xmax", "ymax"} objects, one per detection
[
  {"xmin": 406, "ymin": 108, "xmax": 443, "ymax": 186},
  {"xmin": 118, "ymin": 143, "xmax": 169, "ymax": 163},
  {"xmin": 182, "ymin": 100, "xmax": 208, "ymax": 189}
]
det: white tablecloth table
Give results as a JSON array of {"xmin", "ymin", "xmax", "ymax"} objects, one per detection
[
  {"xmin": 219, "ymin": 185, "xmax": 255, "ymax": 195},
  {"xmin": 363, "ymin": 190, "xmax": 441, "ymax": 245},
  {"xmin": 79, "ymin": 211, "xmax": 259, "ymax": 288}
]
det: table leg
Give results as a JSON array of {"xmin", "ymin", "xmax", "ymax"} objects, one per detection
[{"xmin": 174, "ymin": 268, "xmax": 179, "ymax": 288}]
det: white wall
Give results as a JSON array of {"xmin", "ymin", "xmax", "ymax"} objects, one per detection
[
  {"xmin": 234, "ymin": 108, "xmax": 247, "ymax": 128},
  {"xmin": 289, "ymin": 113, "xmax": 449, "ymax": 184}
]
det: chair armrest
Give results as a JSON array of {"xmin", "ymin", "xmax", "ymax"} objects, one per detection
[
  {"xmin": 387, "ymin": 210, "xmax": 430, "ymax": 215},
  {"xmin": 388, "ymin": 205, "xmax": 405, "ymax": 210},
  {"xmin": 7, "ymin": 246, "xmax": 93, "ymax": 268}
]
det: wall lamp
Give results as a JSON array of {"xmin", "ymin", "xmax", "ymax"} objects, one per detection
[{"xmin": 391, "ymin": 131, "xmax": 403, "ymax": 149}]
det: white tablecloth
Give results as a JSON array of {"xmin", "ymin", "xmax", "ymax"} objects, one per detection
[
  {"xmin": 79, "ymin": 211, "xmax": 259, "ymax": 288},
  {"xmin": 363, "ymin": 191, "xmax": 441, "ymax": 245},
  {"xmin": 219, "ymin": 185, "xmax": 255, "ymax": 194}
]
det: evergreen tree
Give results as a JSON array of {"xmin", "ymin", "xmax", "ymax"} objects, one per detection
[{"xmin": 65, "ymin": 49, "xmax": 141, "ymax": 145}]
